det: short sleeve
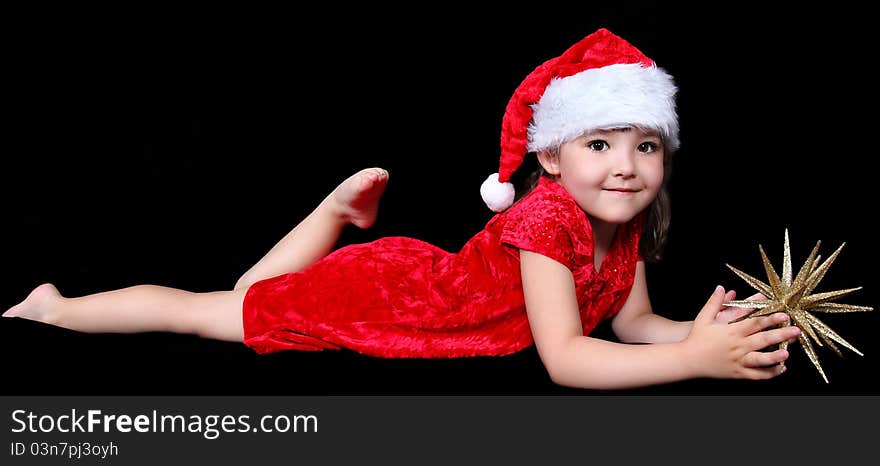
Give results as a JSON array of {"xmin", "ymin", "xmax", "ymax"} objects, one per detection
[{"xmin": 500, "ymin": 193, "xmax": 580, "ymax": 270}]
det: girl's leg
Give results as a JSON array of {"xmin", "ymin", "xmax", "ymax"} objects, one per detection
[
  {"xmin": 3, "ymin": 282, "xmax": 246, "ymax": 342},
  {"xmin": 233, "ymin": 167, "xmax": 388, "ymax": 290}
]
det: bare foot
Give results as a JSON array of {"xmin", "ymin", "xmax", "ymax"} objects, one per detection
[
  {"xmin": 331, "ymin": 168, "xmax": 389, "ymax": 228},
  {"xmin": 3, "ymin": 283, "xmax": 63, "ymax": 324}
]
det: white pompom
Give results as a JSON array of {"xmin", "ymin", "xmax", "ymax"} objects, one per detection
[{"xmin": 480, "ymin": 173, "xmax": 515, "ymax": 212}]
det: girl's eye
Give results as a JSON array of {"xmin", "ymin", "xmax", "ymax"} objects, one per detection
[
  {"xmin": 638, "ymin": 141, "xmax": 659, "ymax": 153},
  {"xmin": 587, "ymin": 140, "xmax": 608, "ymax": 151}
]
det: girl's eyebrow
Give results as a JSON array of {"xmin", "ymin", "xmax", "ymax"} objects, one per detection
[
  {"xmin": 582, "ymin": 128, "xmax": 662, "ymax": 139},
  {"xmin": 581, "ymin": 129, "xmax": 620, "ymax": 137}
]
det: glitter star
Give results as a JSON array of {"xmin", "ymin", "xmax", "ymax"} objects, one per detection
[{"xmin": 724, "ymin": 229, "xmax": 873, "ymax": 383}]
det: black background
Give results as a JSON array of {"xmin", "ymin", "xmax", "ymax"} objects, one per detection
[{"xmin": 2, "ymin": 4, "xmax": 877, "ymax": 395}]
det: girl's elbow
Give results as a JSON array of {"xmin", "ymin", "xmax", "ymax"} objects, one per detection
[
  {"xmin": 542, "ymin": 347, "xmax": 581, "ymax": 388},
  {"xmin": 611, "ymin": 315, "xmax": 646, "ymax": 343},
  {"xmin": 610, "ymin": 322, "xmax": 633, "ymax": 343},
  {"xmin": 548, "ymin": 371, "xmax": 578, "ymax": 388},
  {"xmin": 545, "ymin": 363, "xmax": 567, "ymax": 387},
  {"xmin": 541, "ymin": 341, "xmax": 611, "ymax": 390},
  {"xmin": 546, "ymin": 363, "xmax": 599, "ymax": 389}
]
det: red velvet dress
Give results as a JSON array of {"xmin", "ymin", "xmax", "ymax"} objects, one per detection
[{"xmin": 242, "ymin": 177, "xmax": 642, "ymax": 358}]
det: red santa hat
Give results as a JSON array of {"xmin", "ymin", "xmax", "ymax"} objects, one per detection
[{"xmin": 480, "ymin": 28, "xmax": 679, "ymax": 212}]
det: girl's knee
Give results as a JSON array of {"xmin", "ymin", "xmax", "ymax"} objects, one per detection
[
  {"xmin": 233, "ymin": 274, "xmax": 256, "ymax": 292},
  {"xmin": 178, "ymin": 289, "xmax": 245, "ymax": 342}
]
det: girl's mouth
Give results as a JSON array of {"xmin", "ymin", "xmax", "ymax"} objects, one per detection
[{"xmin": 603, "ymin": 188, "xmax": 639, "ymax": 194}]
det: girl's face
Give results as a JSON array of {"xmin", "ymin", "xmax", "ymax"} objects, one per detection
[{"xmin": 539, "ymin": 127, "xmax": 665, "ymax": 226}]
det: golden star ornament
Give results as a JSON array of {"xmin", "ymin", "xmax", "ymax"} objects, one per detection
[{"xmin": 724, "ymin": 230, "xmax": 873, "ymax": 383}]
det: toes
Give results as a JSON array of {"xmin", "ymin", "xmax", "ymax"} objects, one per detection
[
  {"xmin": 361, "ymin": 169, "xmax": 388, "ymax": 191},
  {"xmin": 358, "ymin": 173, "xmax": 376, "ymax": 190},
  {"xmin": 357, "ymin": 169, "xmax": 379, "ymax": 187},
  {"xmin": 369, "ymin": 168, "xmax": 387, "ymax": 182}
]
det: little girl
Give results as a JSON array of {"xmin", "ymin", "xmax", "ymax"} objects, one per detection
[{"xmin": 3, "ymin": 29, "xmax": 799, "ymax": 390}]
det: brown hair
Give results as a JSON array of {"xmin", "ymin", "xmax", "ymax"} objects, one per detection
[{"xmin": 515, "ymin": 143, "xmax": 673, "ymax": 262}]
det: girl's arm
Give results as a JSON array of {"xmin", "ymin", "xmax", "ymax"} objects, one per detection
[
  {"xmin": 611, "ymin": 261, "xmax": 765, "ymax": 343},
  {"xmin": 520, "ymin": 250, "xmax": 798, "ymax": 390},
  {"xmin": 609, "ymin": 261, "xmax": 692, "ymax": 344},
  {"xmin": 610, "ymin": 262, "xmax": 766, "ymax": 343}
]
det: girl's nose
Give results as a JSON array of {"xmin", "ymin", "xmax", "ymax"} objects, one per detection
[{"xmin": 612, "ymin": 152, "xmax": 636, "ymax": 177}]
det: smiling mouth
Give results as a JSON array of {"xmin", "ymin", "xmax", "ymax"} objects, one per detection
[{"xmin": 603, "ymin": 188, "xmax": 640, "ymax": 193}]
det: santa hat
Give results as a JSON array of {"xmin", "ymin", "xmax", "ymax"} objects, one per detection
[{"xmin": 480, "ymin": 28, "xmax": 679, "ymax": 212}]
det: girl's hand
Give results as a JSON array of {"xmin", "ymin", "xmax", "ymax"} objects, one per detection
[
  {"xmin": 714, "ymin": 290, "xmax": 800, "ymax": 348},
  {"xmin": 683, "ymin": 286, "xmax": 800, "ymax": 380},
  {"xmin": 714, "ymin": 290, "xmax": 765, "ymax": 324}
]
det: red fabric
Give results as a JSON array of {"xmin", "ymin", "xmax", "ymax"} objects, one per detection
[{"xmin": 242, "ymin": 177, "xmax": 642, "ymax": 358}]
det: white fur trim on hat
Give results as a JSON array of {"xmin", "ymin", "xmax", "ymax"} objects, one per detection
[
  {"xmin": 527, "ymin": 63, "xmax": 679, "ymax": 153},
  {"xmin": 480, "ymin": 173, "xmax": 515, "ymax": 212}
]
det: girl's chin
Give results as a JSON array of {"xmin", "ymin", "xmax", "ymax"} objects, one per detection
[{"xmin": 586, "ymin": 212, "xmax": 638, "ymax": 226}]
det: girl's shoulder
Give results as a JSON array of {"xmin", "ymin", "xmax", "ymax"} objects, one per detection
[
  {"xmin": 503, "ymin": 177, "xmax": 585, "ymax": 228},
  {"xmin": 496, "ymin": 178, "xmax": 593, "ymax": 269}
]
